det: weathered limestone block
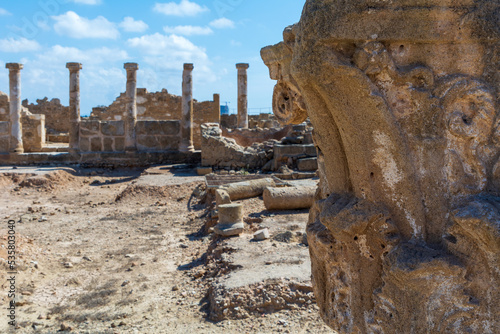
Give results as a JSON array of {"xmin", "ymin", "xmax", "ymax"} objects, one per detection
[
  {"xmin": 297, "ymin": 157, "xmax": 318, "ymax": 171},
  {"xmin": 201, "ymin": 123, "xmax": 272, "ymax": 169},
  {"xmin": 79, "ymin": 120, "xmax": 127, "ymax": 152},
  {"xmin": 215, "ymin": 189, "xmax": 231, "ymax": 206},
  {"xmin": 262, "ymin": 0, "xmax": 500, "ymax": 332},
  {"xmin": 135, "ymin": 120, "xmax": 181, "ymax": 151},
  {"xmin": 215, "ymin": 203, "xmax": 245, "ymax": 237},
  {"xmin": 22, "ymin": 114, "xmax": 46, "ymax": 152}
]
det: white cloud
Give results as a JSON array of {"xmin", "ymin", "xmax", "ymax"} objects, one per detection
[
  {"xmin": 209, "ymin": 17, "xmax": 235, "ymax": 29},
  {"xmin": 119, "ymin": 17, "xmax": 148, "ymax": 33},
  {"xmin": 70, "ymin": 0, "xmax": 102, "ymax": 4},
  {"xmin": 0, "ymin": 8, "xmax": 11, "ymax": 16},
  {"xmin": 154, "ymin": 0, "xmax": 208, "ymax": 17},
  {"xmin": 34, "ymin": 45, "xmax": 128, "ymax": 68},
  {"xmin": 127, "ymin": 33, "xmax": 215, "ymax": 84},
  {"xmin": 52, "ymin": 11, "xmax": 119, "ymax": 39},
  {"xmin": 0, "ymin": 37, "xmax": 41, "ymax": 53},
  {"xmin": 163, "ymin": 25, "xmax": 213, "ymax": 36}
]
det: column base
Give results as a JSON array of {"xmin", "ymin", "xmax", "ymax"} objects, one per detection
[
  {"xmin": 179, "ymin": 144, "xmax": 195, "ymax": 153},
  {"xmin": 11, "ymin": 147, "xmax": 24, "ymax": 154}
]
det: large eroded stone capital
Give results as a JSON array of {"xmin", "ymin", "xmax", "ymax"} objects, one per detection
[
  {"xmin": 262, "ymin": 0, "xmax": 500, "ymax": 332},
  {"xmin": 5, "ymin": 63, "xmax": 23, "ymax": 71},
  {"xmin": 236, "ymin": 63, "xmax": 249, "ymax": 70},
  {"xmin": 66, "ymin": 62, "xmax": 82, "ymax": 71},
  {"xmin": 124, "ymin": 63, "xmax": 139, "ymax": 71}
]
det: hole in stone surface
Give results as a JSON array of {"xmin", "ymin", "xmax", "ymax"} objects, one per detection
[
  {"xmin": 370, "ymin": 172, "xmax": 374, "ymax": 178},
  {"xmin": 399, "ymin": 45, "xmax": 404, "ymax": 52},
  {"xmin": 381, "ymin": 244, "xmax": 386, "ymax": 249},
  {"xmin": 445, "ymin": 234, "xmax": 457, "ymax": 244},
  {"xmin": 354, "ymin": 236, "xmax": 358, "ymax": 241}
]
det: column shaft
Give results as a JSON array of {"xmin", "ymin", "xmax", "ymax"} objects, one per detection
[
  {"xmin": 236, "ymin": 63, "xmax": 249, "ymax": 129},
  {"xmin": 180, "ymin": 63, "xmax": 194, "ymax": 153},
  {"xmin": 66, "ymin": 62, "xmax": 82, "ymax": 154},
  {"xmin": 124, "ymin": 63, "xmax": 138, "ymax": 152},
  {"xmin": 6, "ymin": 63, "xmax": 23, "ymax": 153}
]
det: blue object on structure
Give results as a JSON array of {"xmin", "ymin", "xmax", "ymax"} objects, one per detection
[{"xmin": 220, "ymin": 105, "xmax": 229, "ymax": 115}]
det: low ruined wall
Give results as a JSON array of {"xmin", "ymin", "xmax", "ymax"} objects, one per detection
[
  {"xmin": 0, "ymin": 92, "xmax": 9, "ymax": 122},
  {"xmin": 22, "ymin": 114, "xmax": 46, "ymax": 152},
  {"xmin": 79, "ymin": 120, "xmax": 125, "ymax": 152},
  {"xmin": 90, "ymin": 89, "xmax": 219, "ymax": 150},
  {"xmin": 23, "ymin": 98, "xmax": 70, "ymax": 134},
  {"xmin": 201, "ymin": 123, "xmax": 273, "ymax": 170},
  {"xmin": 193, "ymin": 95, "xmax": 220, "ymax": 149},
  {"xmin": 272, "ymin": 144, "xmax": 317, "ymax": 170},
  {"xmin": 221, "ymin": 113, "xmax": 280, "ymax": 130},
  {"xmin": 221, "ymin": 125, "xmax": 292, "ymax": 147},
  {"xmin": 0, "ymin": 121, "xmax": 9, "ymax": 153},
  {"xmin": 136, "ymin": 120, "xmax": 180, "ymax": 152}
]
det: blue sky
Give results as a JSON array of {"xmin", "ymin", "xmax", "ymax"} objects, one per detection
[{"xmin": 0, "ymin": 0, "xmax": 304, "ymax": 116}]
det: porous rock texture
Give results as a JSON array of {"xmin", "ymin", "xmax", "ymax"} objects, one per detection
[{"xmin": 262, "ymin": 0, "xmax": 500, "ymax": 332}]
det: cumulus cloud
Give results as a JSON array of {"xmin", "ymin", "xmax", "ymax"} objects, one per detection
[
  {"xmin": 35, "ymin": 45, "xmax": 128, "ymax": 66},
  {"xmin": 126, "ymin": 33, "xmax": 215, "ymax": 84},
  {"xmin": 21, "ymin": 45, "xmax": 129, "ymax": 114},
  {"xmin": 0, "ymin": 8, "xmax": 11, "ymax": 16},
  {"xmin": 209, "ymin": 17, "xmax": 235, "ymax": 29},
  {"xmin": 154, "ymin": 0, "xmax": 209, "ymax": 17},
  {"xmin": 70, "ymin": 0, "xmax": 102, "ymax": 4},
  {"xmin": 119, "ymin": 17, "xmax": 148, "ymax": 33},
  {"xmin": 52, "ymin": 11, "xmax": 119, "ymax": 39},
  {"xmin": 0, "ymin": 37, "xmax": 41, "ymax": 53},
  {"xmin": 163, "ymin": 25, "xmax": 213, "ymax": 36}
]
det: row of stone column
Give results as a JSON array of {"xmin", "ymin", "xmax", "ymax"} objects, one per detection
[{"xmin": 4, "ymin": 61, "xmax": 249, "ymax": 154}]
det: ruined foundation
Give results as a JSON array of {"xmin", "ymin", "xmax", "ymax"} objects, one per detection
[{"xmin": 262, "ymin": 0, "xmax": 500, "ymax": 332}]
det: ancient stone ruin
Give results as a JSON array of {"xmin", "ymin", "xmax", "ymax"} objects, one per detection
[
  {"xmin": 262, "ymin": 0, "xmax": 499, "ymax": 332},
  {"xmin": 0, "ymin": 60, "xmax": 307, "ymax": 171}
]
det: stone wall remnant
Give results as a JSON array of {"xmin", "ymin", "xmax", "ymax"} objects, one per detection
[
  {"xmin": 6, "ymin": 63, "xmax": 24, "ymax": 153},
  {"xmin": 21, "ymin": 113, "xmax": 45, "ymax": 152},
  {"xmin": 262, "ymin": 0, "xmax": 500, "ymax": 332},
  {"xmin": 22, "ymin": 98, "xmax": 70, "ymax": 136},
  {"xmin": 90, "ymin": 89, "xmax": 219, "ymax": 150},
  {"xmin": 201, "ymin": 123, "xmax": 274, "ymax": 170},
  {"xmin": 0, "ymin": 121, "xmax": 10, "ymax": 153},
  {"xmin": 0, "ymin": 91, "xmax": 9, "ymax": 122}
]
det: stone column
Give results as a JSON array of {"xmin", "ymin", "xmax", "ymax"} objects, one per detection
[
  {"xmin": 236, "ymin": 63, "xmax": 249, "ymax": 129},
  {"xmin": 66, "ymin": 62, "xmax": 82, "ymax": 154},
  {"xmin": 180, "ymin": 63, "xmax": 194, "ymax": 153},
  {"xmin": 124, "ymin": 63, "xmax": 138, "ymax": 152},
  {"xmin": 6, "ymin": 63, "xmax": 24, "ymax": 153}
]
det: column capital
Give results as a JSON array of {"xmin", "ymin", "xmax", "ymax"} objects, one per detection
[
  {"xmin": 66, "ymin": 62, "xmax": 82, "ymax": 71},
  {"xmin": 6, "ymin": 63, "xmax": 23, "ymax": 71},
  {"xmin": 184, "ymin": 63, "xmax": 194, "ymax": 71},
  {"xmin": 124, "ymin": 63, "xmax": 139, "ymax": 71},
  {"xmin": 236, "ymin": 63, "xmax": 249, "ymax": 70}
]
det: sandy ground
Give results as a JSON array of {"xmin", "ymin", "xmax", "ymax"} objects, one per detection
[{"xmin": 0, "ymin": 165, "xmax": 334, "ymax": 334}]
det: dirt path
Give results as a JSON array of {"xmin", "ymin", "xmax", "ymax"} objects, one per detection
[{"xmin": 0, "ymin": 165, "xmax": 333, "ymax": 333}]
